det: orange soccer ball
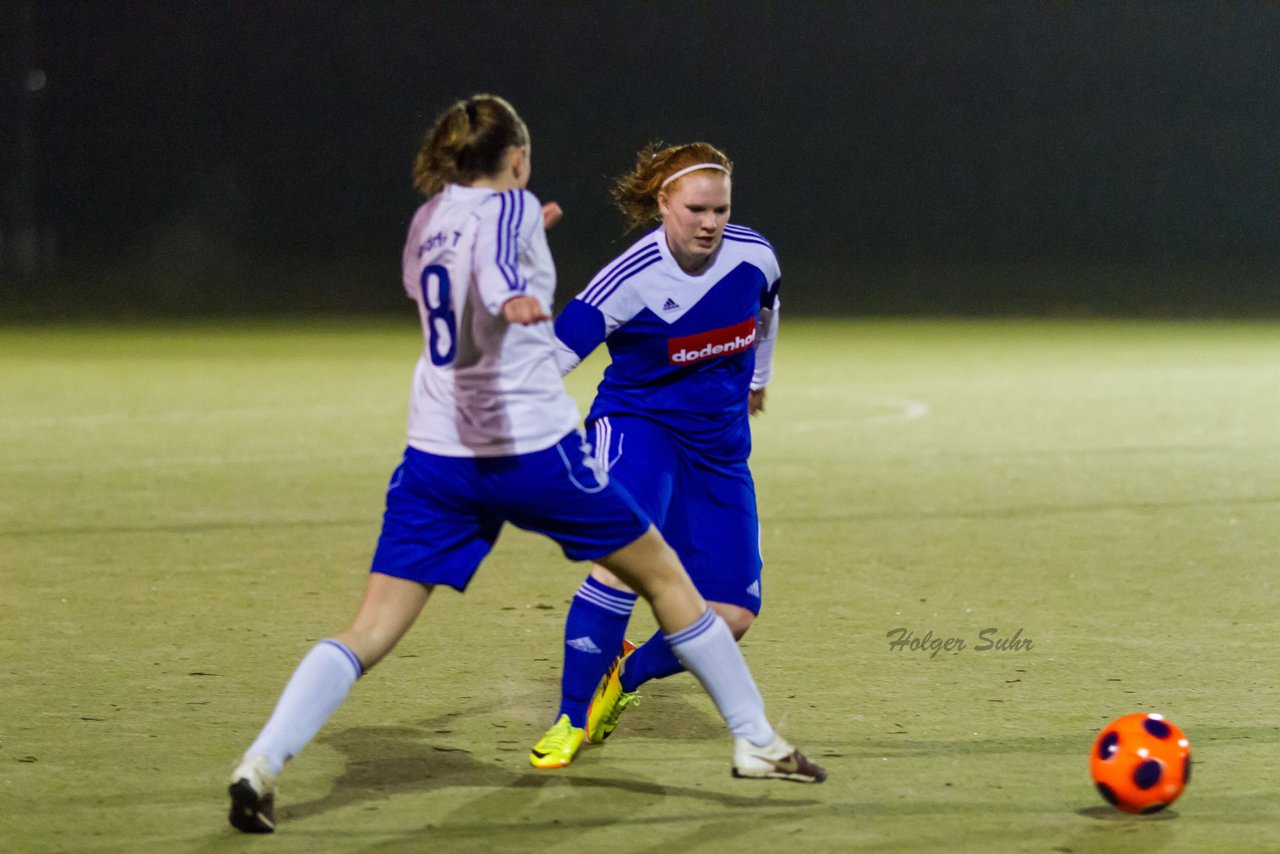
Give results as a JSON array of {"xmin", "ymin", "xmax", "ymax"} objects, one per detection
[{"xmin": 1090, "ymin": 713, "xmax": 1191, "ymax": 814}]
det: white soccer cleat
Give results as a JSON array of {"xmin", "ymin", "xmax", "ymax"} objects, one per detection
[
  {"xmin": 732, "ymin": 734, "xmax": 827, "ymax": 783},
  {"xmin": 227, "ymin": 753, "xmax": 278, "ymax": 833}
]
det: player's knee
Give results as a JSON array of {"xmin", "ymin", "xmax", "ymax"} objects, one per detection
[
  {"xmin": 588, "ymin": 562, "xmax": 633, "ymax": 592},
  {"xmin": 728, "ymin": 613, "xmax": 754, "ymax": 640},
  {"xmin": 711, "ymin": 603, "xmax": 755, "ymax": 639}
]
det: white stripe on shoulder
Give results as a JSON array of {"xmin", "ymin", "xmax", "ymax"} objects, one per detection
[{"xmin": 581, "ymin": 240, "xmax": 663, "ymax": 306}]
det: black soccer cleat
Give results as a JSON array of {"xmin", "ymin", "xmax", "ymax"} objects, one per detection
[{"xmin": 227, "ymin": 754, "xmax": 277, "ymax": 833}]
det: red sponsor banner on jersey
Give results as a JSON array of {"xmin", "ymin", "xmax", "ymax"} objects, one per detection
[{"xmin": 668, "ymin": 316, "xmax": 757, "ymax": 364}]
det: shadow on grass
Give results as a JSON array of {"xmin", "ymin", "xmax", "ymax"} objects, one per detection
[
  {"xmin": 1075, "ymin": 805, "xmax": 1180, "ymax": 821},
  {"xmin": 1052, "ymin": 805, "xmax": 1181, "ymax": 854},
  {"xmin": 282, "ymin": 723, "xmax": 820, "ymax": 828}
]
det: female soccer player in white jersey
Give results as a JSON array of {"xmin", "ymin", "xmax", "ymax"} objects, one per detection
[
  {"xmin": 225, "ymin": 100, "xmax": 822, "ymax": 834},
  {"xmin": 533, "ymin": 142, "xmax": 783, "ymax": 767}
]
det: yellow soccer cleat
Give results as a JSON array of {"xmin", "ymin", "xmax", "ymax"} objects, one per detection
[
  {"xmin": 586, "ymin": 640, "xmax": 639, "ymax": 744},
  {"xmin": 529, "ymin": 714, "xmax": 585, "ymax": 769}
]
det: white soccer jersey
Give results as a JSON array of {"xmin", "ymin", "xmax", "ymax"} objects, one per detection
[{"xmin": 400, "ymin": 184, "xmax": 580, "ymax": 457}]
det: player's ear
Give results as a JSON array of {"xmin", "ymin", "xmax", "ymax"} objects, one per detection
[
  {"xmin": 656, "ymin": 189, "xmax": 671, "ymax": 219},
  {"xmin": 509, "ymin": 145, "xmax": 528, "ymax": 181}
]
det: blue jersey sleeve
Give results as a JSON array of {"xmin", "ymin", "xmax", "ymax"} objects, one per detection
[
  {"xmin": 555, "ymin": 298, "xmax": 608, "ymax": 360},
  {"xmin": 762, "ymin": 276, "xmax": 781, "ymax": 311}
]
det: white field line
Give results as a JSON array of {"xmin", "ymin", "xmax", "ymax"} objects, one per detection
[
  {"xmin": 865, "ymin": 397, "xmax": 930, "ymax": 425},
  {"xmin": 783, "ymin": 397, "xmax": 930, "ymax": 432}
]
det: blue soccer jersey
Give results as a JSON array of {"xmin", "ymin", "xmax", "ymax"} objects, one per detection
[{"xmin": 554, "ymin": 223, "xmax": 781, "ymax": 462}]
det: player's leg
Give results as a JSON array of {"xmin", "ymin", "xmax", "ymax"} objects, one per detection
[
  {"xmin": 554, "ymin": 563, "xmax": 636, "ymax": 729},
  {"xmin": 595, "ymin": 528, "xmax": 823, "ymax": 782},
  {"xmin": 588, "ymin": 463, "xmax": 757, "ymax": 737},
  {"xmin": 620, "ymin": 601, "xmax": 755, "ymax": 690},
  {"xmin": 229, "ymin": 573, "xmax": 431, "ymax": 833},
  {"xmin": 531, "ymin": 564, "xmax": 636, "ymax": 767},
  {"xmin": 511, "ymin": 428, "xmax": 660, "ymax": 766},
  {"xmin": 539, "ymin": 418, "xmax": 657, "ymax": 759},
  {"xmin": 240, "ymin": 573, "xmax": 430, "ymax": 772},
  {"xmin": 563, "ymin": 416, "xmax": 677, "ymax": 737},
  {"xmin": 608, "ymin": 454, "xmax": 764, "ymax": 698},
  {"xmin": 333, "ymin": 572, "xmax": 435, "ymax": 667},
  {"xmin": 230, "ymin": 447, "xmax": 500, "ymax": 831},
  {"xmin": 594, "ymin": 536, "xmax": 762, "ymax": 728},
  {"xmin": 510, "ymin": 432, "xmax": 823, "ymax": 782},
  {"xmin": 552, "ymin": 416, "xmax": 670, "ymax": 731},
  {"xmin": 587, "ymin": 599, "xmax": 752, "ymax": 742}
]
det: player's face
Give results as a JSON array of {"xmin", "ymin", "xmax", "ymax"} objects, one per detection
[{"xmin": 658, "ymin": 172, "xmax": 731, "ymax": 273}]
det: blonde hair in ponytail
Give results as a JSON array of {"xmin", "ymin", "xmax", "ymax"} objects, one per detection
[{"xmin": 412, "ymin": 94, "xmax": 529, "ymax": 198}]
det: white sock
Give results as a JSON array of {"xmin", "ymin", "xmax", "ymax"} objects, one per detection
[
  {"xmin": 664, "ymin": 609, "xmax": 776, "ymax": 747},
  {"xmin": 245, "ymin": 639, "xmax": 363, "ymax": 774}
]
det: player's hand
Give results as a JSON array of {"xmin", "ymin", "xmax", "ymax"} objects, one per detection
[
  {"xmin": 749, "ymin": 388, "xmax": 766, "ymax": 416},
  {"xmin": 502, "ymin": 295, "xmax": 551, "ymax": 325},
  {"xmin": 542, "ymin": 202, "xmax": 563, "ymax": 230}
]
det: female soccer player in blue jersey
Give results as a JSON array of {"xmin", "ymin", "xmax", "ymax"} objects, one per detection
[
  {"xmin": 533, "ymin": 142, "xmax": 783, "ymax": 767},
  {"xmin": 225, "ymin": 101, "xmax": 821, "ymax": 834}
]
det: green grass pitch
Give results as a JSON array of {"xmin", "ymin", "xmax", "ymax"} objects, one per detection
[{"xmin": 2, "ymin": 317, "xmax": 1277, "ymax": 852}]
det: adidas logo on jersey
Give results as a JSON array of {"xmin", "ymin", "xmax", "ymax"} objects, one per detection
[
  {"xmin": 746, "ymin": 580, "xmax": 761, "ymax": 598},
  {"xmin": 661, "ymin": 297, "xmax": 680, "ymax": 311},
  {"xmin": 566, "ymin": 636, "xmax": 603, "ymax": 654}
]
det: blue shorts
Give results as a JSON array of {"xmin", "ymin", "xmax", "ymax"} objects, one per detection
[
  {"xmin": 370, "ymin": 431, "xmax": 650, "ymax": 591},
  {"xmin": 586, "ymin": 414, "xmax": 762, "ymax": 613}
]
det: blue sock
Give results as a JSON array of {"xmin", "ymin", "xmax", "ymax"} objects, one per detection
[
  {"xmin": 557, "ymin": 576, "xmax": 637, "ymax": 727},
  {"xmin": 619, "ymin": 628, "xmax": 686, "ymax": 693}
]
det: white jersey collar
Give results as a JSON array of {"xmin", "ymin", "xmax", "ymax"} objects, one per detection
[
  {"xmin": 445, "ymin": 183, "xmax": 502, "ymax": 199},
  {"xmin": 654, "ymin": 223, "xmax": 728, "ymax": 282}
]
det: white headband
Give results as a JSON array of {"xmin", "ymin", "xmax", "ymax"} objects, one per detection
[{"xmin": 660, "ymin": 163, "xmax": 730, "ymax": 189}]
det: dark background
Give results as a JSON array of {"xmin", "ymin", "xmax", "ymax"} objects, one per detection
[{"xmin": 3, "ymin": 1, "xmax": 1279, "ymax": 318}]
